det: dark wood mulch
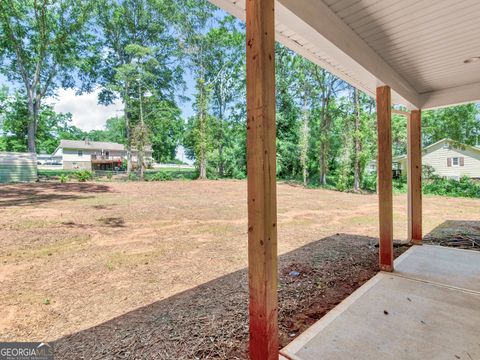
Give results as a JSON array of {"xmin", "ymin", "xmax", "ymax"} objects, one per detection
[{"xmin": 54, "ymin": 234, "xmax": 409, "ymax": 359}]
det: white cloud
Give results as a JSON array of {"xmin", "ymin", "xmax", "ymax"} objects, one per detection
[{"xmin": 49, "ymin": 89, "xmax": 123, "ymax": 131}]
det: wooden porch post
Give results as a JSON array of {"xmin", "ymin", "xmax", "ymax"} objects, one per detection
[
  {"xmin": 408, "ymin": 110, "xmax": 422, "ymax": 244},
  {"xmin": 376, "ymin": 86, "xmax": 394, "ymax": 272},
  {"xmin": 246, "ymin": 0, "xmax": 278, "ymax": 359}
]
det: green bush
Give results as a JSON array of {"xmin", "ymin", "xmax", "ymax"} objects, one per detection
[
  {"xmin": 59, "ymin": 174, "xmax": 69, "ymax": 183},
  {"xmin": 128, "ymin": 172, "xmax": 138, "ymax": 181},
  {"xmin": 423, "ymin": 176, "xmax": 480, "ymax": 198},
  {"xmin": 75, "ymin": 170, "xmax": 93, "ymax": 182},
  {"xmin": 147, "ymin": 171, "xmax": 173, "ymax": 181},
  {"xmin": 361, "ymin": 173, "xmax": 377, "ymax": 192},
  {"xmin": 106, "ymin": 171, "xmax": 113, "ymax": 180},
  {"xmin": 38, "ymin": 169, "xmax": 79, "ymax": 178}
]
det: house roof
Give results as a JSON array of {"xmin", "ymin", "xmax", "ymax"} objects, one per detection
[
  {"xmin": 58, "ymin": 140, "xmax": 152, "ymax": 152},
  {"xmin": 59, "ymin": 140, "xmax": 124, "ymax": 151},
  {"xmin": 395, "ymin": 138, "xmax": 480, "ymax": 161},
  {"xmin": 209, "ymin": 0, "xmax": 480, "ymax": 110}
]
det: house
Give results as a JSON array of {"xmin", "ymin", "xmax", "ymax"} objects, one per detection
[
  {"xmin": 396, "ymin": 138, "xmax": 480, "ymax": 180},
  {"xmin": 36, "ymin": 152, "xmax": 62, "ymax": 165},
  {"xmin": 367, "ymin": 158, "xmax": 404, "ymax": 178},
  {"xmin": 52, "ymin": 139, "xmax": 153, "ymax": 171}
]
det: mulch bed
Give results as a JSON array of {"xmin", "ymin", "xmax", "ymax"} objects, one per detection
[
  {"xmin": 424, "ymin": 220, "xmax": 480, "ymax": 251},
  {"xmin": 54, "ymin": 234, "xmax": 409, "ymax": 359}
]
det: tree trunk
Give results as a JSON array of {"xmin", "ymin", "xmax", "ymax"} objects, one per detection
[
  {"xmin": 26, "ymin": 94, "xmax": 39, "ymax": 153},
  {"xmin": 218, "ymin": 96, "xmax": 225, "ymax": 177},
  {"xmin": 138, "ymin": 82, "xmax": 145, "ymax": 181},
  {"xmin": 300, "ymin": 96, "xmax": 309, "ymax": 187},
  {"xmin": 197, "ymin": 77, "xmax": 208, "ymax": 180},
  {"xmin": 199, "ymin": 150, "xmax": 207, "ymax": 179},
  {"xmin": 353, "ymin": 88, "xmax": 361, "ymax": 192},
  {"xmin": 27, "ymin": 118, "xmax": 36, "ymax": 153},
  {"xmin": 198, "ymin": 115, "xmax": 207, "ymax": 180},
  {"xmin": 124, "ymin": 82, "xmax": 133, "ymax": 174},
  {"xmin": 319, "ymin": 142, "xmax": 327, "ymax": 186}
]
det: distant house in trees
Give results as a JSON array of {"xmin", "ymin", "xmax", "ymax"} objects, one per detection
[
  {"xmin": 396, "ymin": 139, "xmax": 480, "ymax": 180},
  {"xmin": 52, "ymin": 139, "xmax": 153, "ymax": 171},
  {"xmin": 367, "ymin": 139, "xmax": 480, "ymax": 180}
]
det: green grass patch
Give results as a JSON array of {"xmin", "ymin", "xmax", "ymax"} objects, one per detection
[{"xmin": 145, "ymin": 168, "xmax": 197, "ymax": 181}]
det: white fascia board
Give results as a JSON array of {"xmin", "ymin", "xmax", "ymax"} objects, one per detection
[
  {"xmin": 209, "ymin": 0, "xmax": 245, "ymax": 20},
  {"xmin": 277, "ymin": 0, "xmax": 420, "ymax": 109},
  {"xmin": 420, "ymin": 82, "xmax": 480, "ymax": 110},
  {"xmin": 209, "ymin": 0, "xmax": 421, "ymax": 109}
]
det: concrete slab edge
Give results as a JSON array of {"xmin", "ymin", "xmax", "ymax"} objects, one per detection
[{"xmin": 280, "ymin": 273, "xmax": 387, "ymax": 357}]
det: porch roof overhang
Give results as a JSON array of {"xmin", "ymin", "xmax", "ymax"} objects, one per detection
[{"xmin": 209, "ymin": 0, "xmax": 480, "ymax": 110}]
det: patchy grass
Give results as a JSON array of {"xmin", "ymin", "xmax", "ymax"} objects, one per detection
[
  {"xmin": 0, "ymin": 180, "xmax": 478, "ymax": 352},
  {"xmin": 10, "ymin": 234, "xmax": 91, "ymax": 260}
]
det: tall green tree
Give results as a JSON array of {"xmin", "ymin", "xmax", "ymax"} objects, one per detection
[
  {"xmin": 311, "ymin": 69, "xmax": 345, "ymax": 185},
  {"xmin": 96, "ymin": 0, "xmax": 183, "ymax": 172},
  {"xmin": 203, "ymin": 17, "xmax": 245, "ymax": 177},
  {"xmin": 0, "ymin": 0, "xmax": 97, "ymax": 152},
  {"xmin": 276, "ymin": 45, "xmax": 301, "ymax": 179},
  {"xmin": 87, "ymin": 117, "xmax": 127, "ymax": 144},
  {"xmin": 422, "ymin": 104, "xmax": 480, "ymax": 146},
  {"xmin": 178, "ymin": 0, "xmax": 218, "ymax": 179},
  {"xmin": 0, "ymin": 90, "xmax": 84, "ymax": 153}
]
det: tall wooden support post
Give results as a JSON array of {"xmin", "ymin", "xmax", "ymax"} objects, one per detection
[
  {"xmin": 246, "ymin": 0, "xmax": 278, "ymax": 359},
  {"xmin": 376, "ymin": 86, "xmax": 394, "ymax": 272},
  {"xmin": 408, "ymin": 110, "xmax": 422, "ymax": 244}
]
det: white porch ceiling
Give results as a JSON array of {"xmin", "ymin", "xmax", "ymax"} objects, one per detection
[{"xmin": 208, "ymin": 0, "xmax": 480, "ymax": 110}]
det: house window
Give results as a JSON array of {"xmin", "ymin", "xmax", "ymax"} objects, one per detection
[
  {"xmin": 452, "ymin": 157, "xmax": 459, "ymax": 166},
  {"xmin": 78, "ymin": 150, "xmax": 83, "ymax": 157}
]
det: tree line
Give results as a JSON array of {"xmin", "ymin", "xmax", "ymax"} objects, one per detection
[{"xmin": 1, "ymin": 0, "xmax": 479, "ymax": 188}]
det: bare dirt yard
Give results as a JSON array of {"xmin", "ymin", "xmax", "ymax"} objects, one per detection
[{"xmin": 0, "ymin": 180, "xmax": 479, "ymax": 359}]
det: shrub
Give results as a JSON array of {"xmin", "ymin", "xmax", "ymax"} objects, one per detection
[
  {"xmin": 147, "ymin": 171, "xmax": 172, "ymax": 181},
  {"xmin": 128, "ymin": 172, "xmax": 138, "ymax": 181},
  {"xmin": 361, "ymin": 173, "xmax": 377, "ymax": 192},
  {"xmin": 423, "ymin": 176, "xmax": 480, "ymax": 198},
  {"xmin": 59, "ymin": 174, "xmax": 69, "ymax": 183},
  {"xmin": 75, "ymin": 170, "xmax": 93, "ymax": 182},
  {"xmin": 106, "ymin": 171, "xmax": 113, "ymax": 180}
]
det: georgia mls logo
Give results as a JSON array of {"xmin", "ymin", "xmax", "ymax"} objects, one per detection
[{"xmin": 0, "ymin": 342, "xmax": 54, "ymax": 360}]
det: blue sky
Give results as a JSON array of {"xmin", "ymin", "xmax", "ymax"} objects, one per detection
[
  {"xmin": 45, "ymin": 69, "xmax": 197, "ymax": 131},
  {"xmin": 1, "ymin": 70, "xmax": 197, "ymax": 132},
  {"xmin": 0, "ymin": 6, "xmax": 230, "ymax": 132}
]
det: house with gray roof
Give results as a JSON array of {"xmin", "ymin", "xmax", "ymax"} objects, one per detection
[{"xmin": 52, "ymin": 139, "xmax": 153, "ymax": 171}]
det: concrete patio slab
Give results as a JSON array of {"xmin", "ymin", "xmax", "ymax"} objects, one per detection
[
  {"xmin": 280, "ymin": 245, "xmax": 480, "ymax": 360},
  {"xmin": 395, "ymin": 245, "xmax": 480, "ymax": 293}
]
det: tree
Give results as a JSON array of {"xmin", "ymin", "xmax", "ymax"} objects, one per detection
[
  {"xmin": 0, "ymin": 0, "xmax": 97, "ymax": 152},
  {"xmin": 311, "ymin": 68, "xmax": 345, "ymax": 185},
  {"xmin": 203, "ymin": 17, "xmax": 245, "ymax": 177},
  {"xmin": 114, "ymin": 44, "xmax": 154, "ymax": 179},
  {"xmin": 96, "ymin": 0, "xmax": 183, "ymax": 172},
  {"xmin": 291, "ymin": 57, "xmax": 317, "ymax": 186},
  {"xmin": 422, "ymin": 104, "xmax": 480, "ymax": 146},
  {"xmin": 0, "ymin": 90, "xmax": 84, "ymax": 153},
  {"xmin": 276, "ymin": 45, "xmax": 301, "ymax": 179},
  {"xmin": 87, "ymin": 117, "xmax": 127, "ymax": 144},
  {"xmin": 177, "ymin": 0, "xmax": 218, "ymax": 179}
]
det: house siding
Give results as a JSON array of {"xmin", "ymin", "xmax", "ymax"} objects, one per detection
[
  {"xmin": 399, "ymin": 140, "xmax": 480, "ymax": 179},
  {"xmin": 63, "ymin": 161, "xmax": 92, "ymax": 170},
  {"xmin": 0, "ymin": 152, "xmax": 38, "ymax": 183}
]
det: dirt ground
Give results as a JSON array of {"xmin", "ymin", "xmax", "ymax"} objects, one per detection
[{"xmin": 0, "ymin": 180, "xmax": 479, "ymax": 359}]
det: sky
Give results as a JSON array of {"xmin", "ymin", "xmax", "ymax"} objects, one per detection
[
  {"xmin": 48, "ymin": 70, "xmax": 196, "ymax": 131},
  {"xmin": 0, "ymin": 6, "xmax": 231, "ymax": 132},
  {"xmin": 51, "ymin": 89, "xmax": 123, "ymax": 131}
]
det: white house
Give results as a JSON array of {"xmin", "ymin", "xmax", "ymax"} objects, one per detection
[
  {"xmin": 396, "ymin": 138, "xmax": 480, "ymax": 180},
  {"xmin": 52, "ymin": 139, "xmax": 153, "ymax": 171}
]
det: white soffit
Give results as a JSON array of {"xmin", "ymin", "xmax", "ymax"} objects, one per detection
[{"xmin": 209, "ymin": 0, "xmax": 480, "ymax": 110}]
